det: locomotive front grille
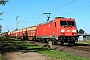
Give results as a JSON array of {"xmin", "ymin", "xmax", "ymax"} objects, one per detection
[{"xmin": 58, "ymin": 36, "xmax": 78, "ymax": 42}]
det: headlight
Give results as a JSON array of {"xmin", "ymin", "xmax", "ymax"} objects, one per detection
[
  {"xmin": 72, "ymin": 30, "xmax": 76, "ymax": 32},
  {"xmin": 61, "ymin": 30, "xmax": 65, "ymax": 32}
]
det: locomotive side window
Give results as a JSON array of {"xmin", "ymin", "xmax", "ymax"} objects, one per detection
[
  {"xmin": 55, "ymin": 22, "xmax": 56, "ymax": 27},
  {"xmin": 60, "ymin": 21, "xmax": 74, "ymax": 26}
]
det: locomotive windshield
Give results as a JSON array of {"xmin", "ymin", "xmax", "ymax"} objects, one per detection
[{"xmin": 60, "ymin": 21, "xmax": 74, "ymax": 26}]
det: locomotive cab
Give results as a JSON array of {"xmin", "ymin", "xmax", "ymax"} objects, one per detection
[{"xmin": 54, "ymin": 17, "xmax": 78, "ymax": 45}]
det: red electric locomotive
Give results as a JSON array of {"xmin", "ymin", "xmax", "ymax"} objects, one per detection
[{"xmin": 36, "ymin": 17, "xmax": 78, "ymax": 45}]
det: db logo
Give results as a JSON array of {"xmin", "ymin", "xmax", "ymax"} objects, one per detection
[{"xmin": 67, "ymin": 30, "xmax": 70, "ymax": 32}]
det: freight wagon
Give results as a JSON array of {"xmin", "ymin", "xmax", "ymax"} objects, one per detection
[{"xmin": 27, "ymin": 26, "xmax": 37, "ymax": 40}]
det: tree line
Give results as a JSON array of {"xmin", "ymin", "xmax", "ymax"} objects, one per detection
[{"xmin": 78, "ymin": 29, "xmax": 86, "ymax": 34}]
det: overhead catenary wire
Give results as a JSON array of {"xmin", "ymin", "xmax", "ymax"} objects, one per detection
[
  {"xmin": 47, "ymin": 0, "xmax": 64, "ymax": 9},
  {"xmin": 33, "ymin": 14, "xmax": 44, "ymax": 23},
  {"xmin": 18, "ymin": 17, "xmax": 27, "ymax": 23},
  {"xmin": 49, "ymin": 0, "xmax": 76, "ymax": 12},
  {"xmin": 38, "ymin": 17, "xmax": 45, "ymax": 22},
  {"xmin": 60, "ymin": 5, "xmax": 90, "ymax": 16}
]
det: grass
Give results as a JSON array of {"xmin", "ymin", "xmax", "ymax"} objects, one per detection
[
  {"xmin": 76, "ymin": 40, "xmax": 90, "ymax": 44},
  {"xmin": 36, "ymin": 49, "xmax": 89, "ymax": 60},
  {"xmin": 1, "ymin": 37, "xmax": 90, "ymax": 60},
  {"xmin": 0, "ymin": 53, "xmax": 2, "ymax": 60}
]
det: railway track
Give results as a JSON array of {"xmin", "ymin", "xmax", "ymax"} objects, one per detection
[
  {"xmin": 27, "ymin": 40, "xmax": 90, "ymax": 52},
  {"xmin": 72, "ymin": 45, "xmax": 90, "ymax": 52}
]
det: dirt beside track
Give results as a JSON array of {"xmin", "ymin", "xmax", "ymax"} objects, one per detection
[{"xmin": 2, "ymin": 51, "xmax": 52, "ymax": 60}]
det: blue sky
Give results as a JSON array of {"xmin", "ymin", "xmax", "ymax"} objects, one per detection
[{"xmin": 0, "ymin": 0, "xmax": 90, "ymax": 33}]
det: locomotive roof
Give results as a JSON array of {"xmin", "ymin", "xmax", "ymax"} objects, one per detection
[
  {"xmin": 38, "ymin": 17, "xmax": 75, "ymax": 25},
  {"xmin": 38, "ymin": 20, "xmax": 54, "ymax": 25},
  {"xmin": 55, "ymin": 17, "xmax": 74, "ymax": 20},
  {"xmin": 55, "ymin": 17, "xmax": 65, "ymax": 18}
]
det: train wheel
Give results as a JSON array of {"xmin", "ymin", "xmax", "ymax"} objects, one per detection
[
  {"xmin": 52, "ymin": 41, "xmax": 57, "ymax": 45},
  {"xmin": 61, "ymin": 41, "xmax": 64, "ymax": 45},
  {"xmin": 41, "ymin": 39, "xmax": 45, "ymax": 43},
  {"xmin": 68, "ymin": 41, "xmax": 75, "ymax": 46},
  {"xmin": 52, "ymin": 41, "xmax": 55, "ymax": 45}
]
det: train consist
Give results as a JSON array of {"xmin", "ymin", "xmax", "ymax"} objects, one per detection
[{"xmin": 9, "ymin": 17, "xmax": 78, "ymax": 45}]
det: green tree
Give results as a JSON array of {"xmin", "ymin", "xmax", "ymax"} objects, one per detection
[
  {"xmin": 14, "ymin": 29, "xmax": 18, "ymax": 31},
  {"xmin": 78, "ymin": 29, "xmax": 85, "ymax": 34},
  {"xmin": 85, "ymin": 33, "xmax": 87, "ymax": 34}
]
